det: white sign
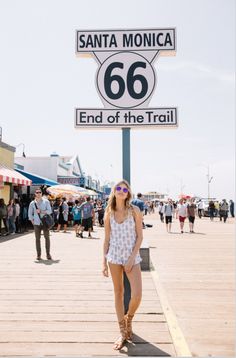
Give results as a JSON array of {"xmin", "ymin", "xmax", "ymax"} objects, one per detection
[
  {"xmin": 96, "ymin": 52, "xmax": 156, "ymax": 109},
  {"xmin": 75, "ymin": 108, "xmax": 177, "ymax": 128},
  {"xmin": 76, "ymin": 28, "xmax": 176, "ymax": 53},
  {"xmin": 75, "ymin": 28, "xmax": 177, "ymax": 129}
]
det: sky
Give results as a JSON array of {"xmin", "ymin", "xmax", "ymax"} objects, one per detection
[{"xmin": 0, "ymin": 0, "xmax": 235, "ymax": 200}]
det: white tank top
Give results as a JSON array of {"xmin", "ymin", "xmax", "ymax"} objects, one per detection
[{"xmin": 106, "ymin": 210, "xmax": 142, "ymax": 266}]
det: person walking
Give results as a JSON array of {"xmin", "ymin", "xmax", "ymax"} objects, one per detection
[
  {"xmin": 131, "ymin": 193, "xmax": 145, "ymax": 228},
  {"xmin": 229, "ymin": 200, "xmax": 235, "ymax": 218},
  {"xmin": 177, "ymin": 199, "xmax": 188, "ymax": 233},
  {"xmin": 7, "ymin": 199, "xmax": 16, "ymax": 234},
  {"xmin": 28, "ymin": 188, "xmax": 52, "ymax": 260},
  {"xmin": 79, "ymin": 196, "xmax": 95, "ymax": 238},
  {"xmin": 219, "ymin": 199, "xmax": 229, "ymax": 223},
  {"xmin": 164, "ymin": 199, "xmax": 173, "ymax": 233},
  {"xmin": 0, "ymin": 198, "xmax": 9, "ymax": 235},
  {"xmin": 187, "ymin": 198, "xmax": 197, "ymax": 233},
  {"xmin": 103, "ymin": 180, "xmax": 143, "ymax": 350},
  {"xmin": 96, "ymin": 199, "xmax": 105, "ymax": 226},
  {"xmin": 158, "ymin": 202, "xmax": 165, "ymax": 223},
  {"xmin": 72, "ymin": 199, "xmax": 82, "ymax": 237},
  {"xmin": 57, "ymin": 198, "xmax": 69, "ymax": 233},
  {"xmin": 197, "ymin": 199, "xmax": 204, "ymax": 218},
  {"xmin": 14, "ymin": 198, "xmax": 21, "ymax": 233},
  {"xmin": 208, "ymin": 200, "xmax": 215, "ymax": 221}
]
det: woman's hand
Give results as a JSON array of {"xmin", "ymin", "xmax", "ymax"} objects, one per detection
[
  {"xmin": 102, "ymin": 263, "xmax": 109, "ymax": 277},
  {"xmin": 124, "ymin": 257, "xmax": 135, "ymax": 273}
]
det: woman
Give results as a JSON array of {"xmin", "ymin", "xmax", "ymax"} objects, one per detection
[
  {"xmin": 96, "ymin": 199, "xmax": 105, "ymax": 226},
  {"xmin": 102, "ymin": 180, "xmax": 143, "ymax": 350},
  {"xmin": 177, "ymin": 198, "xmax": 188, "ymax": 233},
  {"xmin": 7, "ymin": 199, "xmax": 16, "ymax": 234},
  {"xmin": 57, "ymin": 198, "xmax": 68, "ymax": 232},
  {"xmin": 187, "ymin": 198, "xmax": 196, "ymax": 233},
  {"xmin": 72, "ymin": 199, "xmax": 82, "ymax": 237}
]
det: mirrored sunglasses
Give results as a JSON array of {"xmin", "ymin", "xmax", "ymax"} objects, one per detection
[{"xmin": 116, "ymin": 186, "xmax": 128, "ymax": 193}]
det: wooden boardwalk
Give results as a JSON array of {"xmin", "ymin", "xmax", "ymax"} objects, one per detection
[
  {"xmin": 144, "ymin": 213, "xmax": 235, "ymax": 357},
  {"xmin": 0, "ymin": 227, "xmax": 176, "ymax": 357}
]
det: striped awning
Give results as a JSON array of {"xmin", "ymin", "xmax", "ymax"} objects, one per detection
[{"xmin": 0, "ymin": 165, "xmax": 32, "ymax": 186}]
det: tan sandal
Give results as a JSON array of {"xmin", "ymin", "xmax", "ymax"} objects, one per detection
[
  {"xmin": 113, "ymin": 319, "xmax": 127, "ymax": 350},
  {"xmin": 125, "ymin": 314, "xmax": 134, "ymax": 341}
]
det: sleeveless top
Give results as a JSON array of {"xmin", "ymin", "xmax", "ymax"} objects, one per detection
[{"xmin": 106, "ymin": 210, "xmax": 142, "ymax": 266}]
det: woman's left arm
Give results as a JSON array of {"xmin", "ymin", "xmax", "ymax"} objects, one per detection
[
  {"xmin": 132, "ymin": 206, "xmax": 143, "ymax": 256},
  {"xmin": 125, "ymin": 206, "xmax": 143, "ymax": 273}
]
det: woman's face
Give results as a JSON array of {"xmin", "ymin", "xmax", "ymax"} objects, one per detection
[{"xmin": 114, "ymin": 183, "xmax": 129, "ymax": 200}]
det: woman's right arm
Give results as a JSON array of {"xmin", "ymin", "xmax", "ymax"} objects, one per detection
[{"xmin": 103, "ymin": 211, "xmax": 110, "ymax": 277}]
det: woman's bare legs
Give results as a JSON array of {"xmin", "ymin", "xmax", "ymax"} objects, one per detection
[
  {"xmin": 109, "ymin": 263, "xmax": 126, "ymax": 349},
  {"xmin": 109, "ymin": 263, "xmax": 124, "ymax": 321},
  {"xmin": 125, "ymin": 263, "xmax": 142, "ymax": 339},
  {"xmin": 126, "ymin": 263, "xmax": 142, "ymax": 315}
]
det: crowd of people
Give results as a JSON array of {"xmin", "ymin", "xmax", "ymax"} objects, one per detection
[
  {"xmin": 0, "ymin": 192, "xmax": 234, "ymax": 238},
  {"xmin": 0, "ymin": 192, "xmax": 108, "ymax": 237},
  {"xmin": 155, "ymin": 197, "xmax": 234, "ymax": 233}
]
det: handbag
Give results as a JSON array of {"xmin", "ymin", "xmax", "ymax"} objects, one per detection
[
  {"xmin": 41, "ymin": 214, "xmax": 54, "ymax": 229},
  {"xmin": 34, "ymin": 202, "xmax": 54, "ymax": 229}
]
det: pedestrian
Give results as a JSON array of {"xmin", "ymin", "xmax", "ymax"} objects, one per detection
[
  {"xmin": 187, "ymin": 198, "xmax": 197, "ymax": 233},
  {"xmin": 158, "ymin": 202, "xmax": 164, "ymax": 223},
  {"xmin": 79, "ymin": 196, "xmax": 95, "ymax": 238},
  {"xmin": 229, "ymin": 200, "xmax": 235, "ymax": 218},
  {"xmin": 20, "ymin": 198, "xmax": 29, "ymax": 232},
  {"xmin": 219, "ymin": 199, "xmax": 229, "ymax": 223},
  {"xmin": 197, "ymin": 199, "xmax": 204, "ymax": 218},
  {"xmin": 96, "ymin": 199, "xmax": 105, "ymax": 226},
  {"xmin": 177, "ymin": 199, "xmax": 188, "ymax": 233},
  {"xmin": 72, "ymin": 199, "xmax": 82, "ymax": 237},
  {"xmin": 214, "ymin": 201, "xmax": 219, "ymax": 218},
  {"xmin": 164, "ymin": 199, "xmax": 173, "ymax": 233},
  {"xmin": 131, "ymin": 193, "xmax": 145, "ymax": 228},
  {"xmin": 0, "ymin": 198, "xmax": 9, "ymax": 235},
  {"xmin": 28, "ymin": 188, "xmax": 52, "ymax": 261},
  {"xmin": 102, "ymin": 180, "xmax": 143, "ymax": 350},
  {"xmin": 7, "ymin": 199, "xmax": 16, "ymax": 234},
  {"xmin": 57, "ymin": 197, "xmax": 68, "ymax": 233},
  {"xmin": 14, "ymin": 198, "xmax": 21, "ymax": 233},
  {"xmin": 208, "ymin": 200, "xmax": 215, "ymax": 221}
]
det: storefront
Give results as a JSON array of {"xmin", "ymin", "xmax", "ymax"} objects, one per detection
[
  {"xmin": 0, "ymin": 165, "xmax": 32, "ymax": 202},
  {"xmin": 0, "ymin": 141, "xmax": 32, "ymax": 203}
]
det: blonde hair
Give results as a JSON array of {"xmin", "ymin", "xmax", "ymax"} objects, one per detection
[{"xmin": 106, "ymin": 179, "xmax": 132, "ymax": 213}]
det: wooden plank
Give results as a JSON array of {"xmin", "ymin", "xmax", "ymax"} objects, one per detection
[
  {"xmin": 0, "ymin": 321, "xmax": 170, "ymax": 332},
  {"xmin": 0, "ymin": 342, "xmax": 176, "ymax": 356},
  {"xmin": 0, "ymin": 330, "xmax": 173, "ymax": 343},
  {"xmin": 0, "ymin": 313, "xmax": 166, "ymax": 322}
]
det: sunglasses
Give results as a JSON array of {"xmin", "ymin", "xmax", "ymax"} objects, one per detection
[
  {"xmin": 35, "ymin": 191, "xmax": 42, "ymax": 194},
  {"xmin": 116, "ymin": 186, "xmax": 129, "ymax": 193}
]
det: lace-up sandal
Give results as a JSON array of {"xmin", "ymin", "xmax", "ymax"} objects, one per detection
[
  {"xmin": 125, "ymin": 314, "xmax": 134, "ymax": 341},
  {"xmin": 113, "ymin": 318, "xmax": 127, "ymax": 350}
]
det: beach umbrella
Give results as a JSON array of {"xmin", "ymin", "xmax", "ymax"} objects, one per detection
[{"xmin": 46, "ymin": 184, "xmax": 88, "ymax": 199}]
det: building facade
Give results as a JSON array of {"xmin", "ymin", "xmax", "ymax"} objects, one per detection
[{"xmin": 0, "ymin": 141, "xmax": 31, "ymax": 202}]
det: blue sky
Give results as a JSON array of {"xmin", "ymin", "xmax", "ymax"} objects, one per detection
[{"xmin": 0, "ymin": 0, "xmax": 235, "ymax": 200}]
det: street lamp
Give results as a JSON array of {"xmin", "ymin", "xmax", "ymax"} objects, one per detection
[{"xmin": 206, "ymin": 166, "xmax": 213, "ymax": 200}]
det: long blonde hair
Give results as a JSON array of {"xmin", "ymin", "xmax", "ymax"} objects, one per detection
[{"xmin": 106, "ymin": 179, "xmax": 132, "ymax": 213}]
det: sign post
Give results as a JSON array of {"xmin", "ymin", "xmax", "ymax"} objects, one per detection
[{"xmin": 75, "ymin": 27, "xmax": 177, "ymax": 313}]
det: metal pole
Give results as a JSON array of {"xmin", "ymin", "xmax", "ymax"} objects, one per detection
[
  {"xmin": 122, "ymin": 128, "xmax": 131, "ymax": 314},
  {"xmin": 122, "ymin": 128, "xmax": 130, "ymax": 183}
]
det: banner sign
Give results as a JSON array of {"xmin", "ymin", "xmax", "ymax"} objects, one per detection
[
  {"xmin": 76, "ymin": 28, "xmax": 175, "ymax": 53},
  {"xmin": 75, "ymin": 108, "xmax": 177, "ymax": 128},
  {"xmin": 75, "ymin": 28, "xmax": 177, "ymax": 129}
]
